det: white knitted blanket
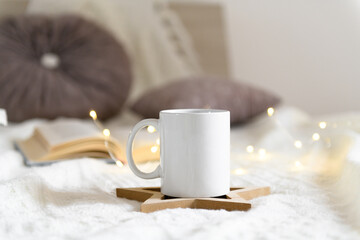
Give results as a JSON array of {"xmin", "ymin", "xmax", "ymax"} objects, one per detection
[{"xmin": 0, "ymin": 107, "xmax": 360, "ymax": 239}]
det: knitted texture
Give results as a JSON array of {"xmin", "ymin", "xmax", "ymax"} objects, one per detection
[{"xmin": 0, "ymin": 107, "xmax": 359, "ymax": 239}]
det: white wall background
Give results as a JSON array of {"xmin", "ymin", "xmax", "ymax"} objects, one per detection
[{"xmin": 225, "ymin": 0, "xmax": 360, "ymax": 115}]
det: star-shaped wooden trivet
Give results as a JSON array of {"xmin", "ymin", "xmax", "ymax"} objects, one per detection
[{"xmin": 116, "ymin": 187, "xmax": 270, "ymax": 213}]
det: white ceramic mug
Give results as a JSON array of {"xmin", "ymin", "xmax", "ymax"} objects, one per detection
[{"xmin": 126, "ymin": 109, "xmax": 230, "ymax": 198}]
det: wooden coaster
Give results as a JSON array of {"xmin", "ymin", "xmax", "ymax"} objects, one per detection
[{"xmin": 116, "ymin": 187, "xmax": 270, "ymax": 213}]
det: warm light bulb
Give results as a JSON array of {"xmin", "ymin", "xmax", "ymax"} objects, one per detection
[
  {"xmin": 150, "ymin": 145, "xmax": 158, "ymax": 153},
  {"xmin": 319, "ymin": 121, "xmax": 327, "ymax": 129},
  {"xmin": 312, "ymin": 133, "xmax": 320, "ymax": 141},
  {"xmin": 103, "ymin": 129, "xmax": 110, "ymax": 137},
  {"xmin": 116, "ymin": 160, "xmax": 124, "ymax": 167},
  {"xmin": 246, "ymin": 145, "xmax": 254, "ymax": 153},
  {"xmin": 89, "ymin": 110, "xmax": 97, "ymax": 120},
  {"xmin": 258, "ymin": 148, "xmax": 267, "ymax": 160},
  {"xmin": 147, "ymin": 125, "xmax": 156, "ymax": 133},
  {"xmin": 156, "ymin": 138, "xmax": 160, "ymax": 145},
  {"xmin": 258, "ymin": 148, "xmax": 266, "ymax": 156},
  {"xmin": 295, "ymin": 161, "xmax": 303, "ymax": 169},
  {"xmin": 267, "ymin": 107, "xmax": 275, "ymax": 117},
  {"xmin": 294, "ymin": 140, "xmax": 302, "ymax": 149},
  {"xmin": 232, "ymin": 168, "xmax": 247, "ymax": 175}
]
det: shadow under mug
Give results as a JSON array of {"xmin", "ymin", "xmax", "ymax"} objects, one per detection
[{"xmin": 126, "ymin": 109, "xmax": 230, "ymax": 198}]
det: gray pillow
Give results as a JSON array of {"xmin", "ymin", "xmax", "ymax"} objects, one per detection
[
  {"xmin": 131, "ymin": 77, "xmax": 281, "ymax": 124},
  {"xmin": 0, "ymin": 15, "xmax": 132, "ymax": 122}
]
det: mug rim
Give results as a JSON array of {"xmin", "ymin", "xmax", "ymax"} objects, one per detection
[{"xmin": 160, "ymin": 109, "xmax": 229, "ymax": 115}]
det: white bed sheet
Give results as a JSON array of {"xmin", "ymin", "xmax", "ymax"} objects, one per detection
[{"xmin": 0, "ymin": 107, "xmax": 360, "ymax": 240}]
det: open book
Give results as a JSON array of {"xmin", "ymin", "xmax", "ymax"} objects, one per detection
[{"xmin": 15, "ymin": 120, "xmax": 160, "ymax": 166}]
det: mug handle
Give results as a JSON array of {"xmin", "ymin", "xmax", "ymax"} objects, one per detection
[{"xmin": 126, "ymin": 119, "xmax": 161, "ymax": 179}]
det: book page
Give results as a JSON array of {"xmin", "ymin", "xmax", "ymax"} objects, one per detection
[{"xmin": 37, "ymin": 119, "xmax": 101, "ymax": 147}]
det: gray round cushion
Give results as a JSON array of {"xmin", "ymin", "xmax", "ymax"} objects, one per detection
[{"xmin": 0, "ymin": 15, "xmax": 132, "ymax": 122}]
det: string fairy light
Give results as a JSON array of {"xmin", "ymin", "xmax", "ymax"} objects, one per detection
[
  {"xmin": 258, "ymin": 148, "xmax": 267, "ymax": 159},
  {"xmin": 241, "ymin": 107, "xmax": 358, "ymax": 173},
  {"xmin": 232, "ymin": 167, "xmax": 247, "ymax": 175},
  {"xmin": 246, "ymin": 145, "xmax": 254, "ymax": 153},
  {"xmin": 150, "ymin": 145, "xmax": 159, "ymax": 153},
  {"xmin": 293, "ymin": 161, "xmax": 304, "ymax": 171},
  {"xmin": 266, "ymin": 107, "xmax": 302, "ymax": 150},
  {"xmin": 90, "ymin": 106, "xmax": 352, "ymax": 173},
  {"xmin": 312, "ymin": 133, "xmax": 320, "ymax": 141},
  {"xmin": 319, "ymin": 121, "xmax": 327, "ymax": 129},
  {"xmin": 89, "ymin": 109, "xmax": 105, "ymax": 130},
  {"xmin": 89, "ymin": 110, "xmax": 126, "ymax": 167},
  {"xmin": 240, "ymin": 107, "xmax": 330, "ymax": 173},
  {"xmin": 89, "ymin": 110, "xmax": 97, "ymax": 120},
  {"xmin": 267, "ymin": 107, "xmax": 275, "ymax": 117},
  {"xmin": 103, "ymin": 129, "xmax": 110, "ymax": 138},
  {"xmin": 115, "ymin": 160, "xmax": 124, "ymax": 167},
  {"xmin": 147, "ymin": 125, "xmax": 156, "ymax": 133},
  {"xmin": 294, "ymin": 140, "xmax": 303, "ymax": 149}
]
